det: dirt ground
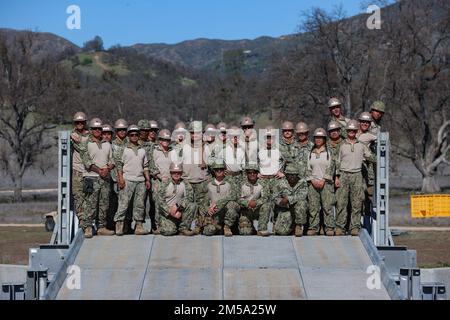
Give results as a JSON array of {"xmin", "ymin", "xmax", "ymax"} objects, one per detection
[
  {"xmin": 394, "ymin": 231, "xmax": 450, "ymax": 268},
  {"xmin": 0, "ymin": 226, "xmax": 52, "ymax": 265}
]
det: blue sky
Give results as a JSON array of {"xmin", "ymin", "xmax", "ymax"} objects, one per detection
[{"xmin": 0, "ymin": 0, "xmax": 365, "ymax": 48}]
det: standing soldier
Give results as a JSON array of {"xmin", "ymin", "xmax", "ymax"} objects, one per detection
[
  {"xmin": 335, "ymin": 120, "xmax": 376, "ymax": 236},
  {"xmin": 327, "ymin": 121, "xmax": 343, "ymax": 158},
  {"xmin": 306, "ymin": 128, "xmax": 337, "ymax": 236},
  {"xmin": 369, "ymin": 101, "xmax": 385, "ymax": 136},
  {"xmin": 203, "ymin": 124, "xmax": 217, "ymax": 167},
  {"xmin": 101, "ymin": 124, "xmax": 114, "ymax": 229},
  {"xmin": 70, "ymin": 112, "xmax": 89, "ymax": 226},
  {"xmin": 148, "ymin": 120, "xmax": 160, "ymax": 146},
  {"xmin": 113, "ymin": 125, "xmax": 151, "ymax": 236},
  {"xmin": 113, "ymin": 119, "xmax": 128, "ymax": 148},
  {"xmin": 222, "ymin": 126, "xmax": 246, "ymax": 187},
  {"xmin": 258, "ymin": 126, "xmax": 284, "ymax": 197},
  {"xmin": 271, "ymin": 164, "xmax": 307, "ymax": 236},
  {"xmin": 201, "ymin": 162, "xmax": 239, "ymax": 237},
  {"xmin": 207, "ymin": 122, "xmax": 228, "ymax": 167},
  {"xmin": 240, "ymin": 116, "xmax": 258, "ymax": 166},
  {"xmin": 236, "ymin": 164, "xmax": 271, "ymax": 237},
  {"xmin": 279, "ymin": 121, "xmax": 299, "ymax": 169},
  {"xmin": 328, "ymin": 98, "xmax": 350, "ymax": 139},
  {"xmin": 81, "ymin": 118, "xmax": 115, "ymax": 238},
  {"xmin": 102, "ymin": 124, "xmax": 113, "ymax": 142},
  {"xmin": 155, "ymin": 163, "xmax": 196, "ymax": 236},
  {"xmin": 172, "ymin": 122, "xmax": 187, "ymax": 154}
]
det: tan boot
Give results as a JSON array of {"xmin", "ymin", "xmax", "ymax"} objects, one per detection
[
  {"xmin": 307, "ymin": 229, "xmax": 317, "ymax": 236},
  {"xmin": 84, "ymin": 226, "xmax": 93, "ymax": 239},
  {"xmin": 135, "ymin": 222, "xmax": 150, "ymax": 235},
  {"xmin": 115, "ymin": 221, "xmax": 124, "ymax": 236},
  {"xmin": 257, "ymin": 230, "xmax": 270, "ymax": 237},
  {"xmin": 224, "ymin": 225, "xmax": 233, "ymax": 237},
  {"xmin": 326, "ymin": 230, "xmax": 335, "ymax": 236},
  {"xmin": 97, "ymin": 227, "xmax": 115, "ymax": 236},
  {"xmin": 180, "ymin": 229, "xmax": 195, "ymax": 236},
  {"xmin": 294, "ymin": 225, "xmax": 303, "ymax": 237},
  {"xmin": 193, "ymin": 226, "xmax": 202, "ymax": 235},
  {"xmin": 151, "ymin": 227, "xmax": 160, "ymax": 235},
  {"xmin": 351, "ymin": 228, "xmax": 360, "ymax": 237},
  {"xmin": 335, "ymin": 228, "xmax": 345, "ymax": 236}
]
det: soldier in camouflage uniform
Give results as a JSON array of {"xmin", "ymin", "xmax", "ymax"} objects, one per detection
[
  {"xmin": 328, "ymin": 98, "xmax": 350, "ymax": 139},
  {"xmin": 306, "ymin": 128, "xmax": 337, "ymax": 236},
  {"xmin": 236, "ymin": 164, "xmax": 271, "ymax": 237},
  {"xmin": 207, "ymin": 122, "xmax": 228, "ymax": 167},
  {"xmin": 101, "ymin": 124, "xmax": 114, "ymax": 229},
  {"xmin": 201, "ymin": 162, "xmax": 239, "ymax": 237},
  {"xmin": 335, "ymin": 120, "xmax": 376, "ymax": 236},
  {"xmin": 369, "ymin": 101, "xmax": 385, "ymax": 136},
  {"xmin": 279, "ymin": 121, "xmax": 299, "ymax": 170},
  {"xmin": 70, "ymin": 112, "xmax": 89, "ymax": 226},
  {"xmin": 114, "ymin": 125, "xmax": 151, "ymax": 236},
  {"xmin": 271, "ymin": 164, "xmax": 308, "ymax": 236},
  {"xmin": 171, "ymin": 122, "xmax": 188, "ymax": 156},
  {"xmin": 241, "ymin": 117, "xmax": 258, "ymax": 167},
  {"xmin": 80, "ymin": 118, "xmax": 115, "ymax": 238},
  {"xmin": 155, "ymin": 163, "xmax": 196, "ymax": 236}
]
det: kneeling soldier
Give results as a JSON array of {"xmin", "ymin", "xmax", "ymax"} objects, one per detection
[
  {"xmin": 271, "ymin": 164, "xmax": 307, "ymax": 236},
  {"xmin": 201, "ymin": 162, "xmax": 239, "ymax": 237},
  {"xmin": 156, "ymin": 163, "xmax": 196, "ymax": 236},
  {"xmin": 236, "ymin": 164, "xmax": 271, "ymax": 236},
  {"xmin": 114, "ymin": 125, "xmax": 151, "ymax": 236}
]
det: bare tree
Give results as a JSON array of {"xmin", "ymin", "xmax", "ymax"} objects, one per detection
[{"xmin": 0, "ymin": 31, "xmax": 75, "ymax": 201}]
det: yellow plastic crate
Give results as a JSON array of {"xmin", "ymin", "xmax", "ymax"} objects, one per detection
[{"xmin": 411, "ymin": 194, "xmax": 450, "ymax": 218}]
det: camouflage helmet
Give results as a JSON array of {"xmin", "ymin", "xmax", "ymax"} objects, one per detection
[
  {"xmin": 327, "ymin": 121, "xmax": 341, "ymax": 132},
  {"xmin": 328, "ymin": 98, "xmax": 342, "ymax": 108},
  {"xmin": 138, "ymin": 119, "xmax": 151, "ymax": 130},
  {"xmin": 371, "ymin": 101, "xmax": 386, "ymax": 113},
  {"xmin": 188, "ymin": 121, "xmax": 203, "ymax": 133},
  {"xmin": 245, "ymin": 164, "xmax": 260, "ymax": 172},
  {"xmin": 216, "ymin": 122, "xmax": 228, "ymax": 132},
  {"xmin": 284, "ymin": 163, "xmax": 299, "ymax": 175},
  {"xmin": 358, "ymin": 112, "xmax": 373, "ymax": 122},
  {"xmin": 295, "ymin": 122, "xmax": 309, "ymax": 133},
  {"xmin": 127, "ymin": 125, "xmax": 140, "ymax": 133},
  {"xmin": 313, "ymin": 128, "xmax": 327, "ymax": 138},
  {"xmin": 73, "ymin": 111, "xmax": 87, "ymax": 122},
  {"xmin": 114, "ymin": 119, "xmax": 128, "ymax": 130},
  {"xmin": 210, "ymin": 161, "xmax": 226, "ymax": 170},
  {"xmin": 89, "ymin": 118, "xmax": 103, "ymax": 129},
  {"xmin": 149, "ymin": 120, "xmax": 159, "ymax": 130},
  {"xmin": 158, "ymin": 129, "xmax": 171, "ymax": 140},
  {"xmin": 169, "ymin": 162, "xmax": 183, "ymax": 173},
  {"xmin": 346, "ymin": 120, "xmax": 359, "ymax": 131},
  {"xmin": 102, "ymin": 124, "xmax": 113, "ymax": 133},
  {"xmin": 281, "ymin": 121, "xmax": 294, "ymax": 131},
  {"xmin": 240, "ymin": 116, "xmax": 255, "ymax": 127}
]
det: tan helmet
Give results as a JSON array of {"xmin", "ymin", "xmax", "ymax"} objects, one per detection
[
  {"xmin": 169, "ymin": 162, "xmax": 183, "ymax": 173},
  {"xmin": 227, "ymin": 126, "xmax": 242, "ymax": 137},
  {"xmin": 149, "ymin": 120, "xmax": 159, "ymax": 130},
  {"xmin": 282, "ymin": 121, "xmax": 294, "ymax": 131},
  {"xmin": 327, "ymin": 121, "xmax": 341, "ymax": 132},
  {"xmin": 73, "ymin": 112, "xmax": 87, "ymax": 122},
  {"xmin": 313, "ymin": 128, "xmax": 327, "ymax": 138},
  {"xmin": 216, "ymin": 122, "xmax": 228, "ymax": 132},
  {"xmin": 346, "ymin": 120, "xmax": 359, "ymax": 131},
  {"xmin": 89, "ymin": 118, "xmax": 103, "ymax": 129},
  {"xmin": 240, "ymin": 116, "xmax": 255, "ymax": 127},
  {"xmin": 204, "ymin": 124, "xmax": 216, "ymax": 135},
  {"xmin": 295, "ymin": 122, "xmax": 309, "ymax": 133},
  {"xmin": 358, "ymin": 112, "xmax": 373, "ymax": 122},
  {"xmin": 102, "ymin": 124, "xmax": 113, "ymax": 132},
  {"xmin": 189, "ymin": 121, "xmax": 203, "ymax": 133},
  {"xmin": 114, "ymin": 119, "xmax": 128, "ymax": 130},
  {"xmin": 127, "ymin": 124, "xmax": 140, "ymax": 133},
  {"xmin": 371, "ymin": 101, "xmax": 386, "ymax": 113},
  {"xmin": 328, "ymin": 98, "xmax": 342, "ymax": 108},
  {"xmin": 158, "ymin": 129, "xmax": 171, "ymax": 140},
  {"xmin": 265, "ymin": 126, "xmax": 276, "ymax": 137},
  {"xmin": 174, "ymin": 122, "xmax": 186, "ymax": 131}
]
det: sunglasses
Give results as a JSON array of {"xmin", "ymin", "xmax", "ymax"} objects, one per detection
[
  {"xmin": 242, "ymin": 126, "xmax": 253, "ymax": 130},
  {"xmin": 116, "ymin": 129, "xmax": 127, "ymax": 132},
  {"xmin": 74, "ymin": 121, "xmax": 85, "ymax": 125},
  {"xmin": 92, "ymin": 128, "xmax": 102, "ymax": 131},
  {"xmin": 129, "ymin": 133, "xmax": 139, "ymax": 137}
]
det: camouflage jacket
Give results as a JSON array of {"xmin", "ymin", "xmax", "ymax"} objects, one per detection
[
  {"xmin": 236, "ymin": 179, "xmax": 269, "ymax": 211},
  {"xmin": 279, "ymin": 138, "xmax": 300, "ymax": 168},
  {"xmin": 155, "ymin": 178, "xmax": 194, "ymax": 218},
  {"xmin": 297, "ymin": 141, "xmax": 314, "ymax": 179},
  {"xmin": 201, "ymin": 179, "xmax": 237, "ymax": 214},
  {"xmin": 272, "ymin": 178, "xmax": 307, "ymax": 208}
]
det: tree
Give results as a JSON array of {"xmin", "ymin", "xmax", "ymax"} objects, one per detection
[
  {"xmin": 83, "ymin": 35, "xmax": 104, "ymax": 52},
  {"xmin": 0, "ymin": 31, "xmax": 75, "ymax": 202}
]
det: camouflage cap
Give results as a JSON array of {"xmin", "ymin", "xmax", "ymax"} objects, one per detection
[
  {"xmin": 127, "ymin": 125, "xmax": 140, "ymax": 133},
  {"xmin": 114, "ymin": 119, "xmax": 128, "ymax": 130},
  {"xmin": 240, "ymin": 116, "xmax": 255, "ymax": 127},
  {"xmin": 158, "ymin": 129, "xmax": 171, "ymax": 140},
  {"xmin": 282, "ymin": 121, "xmax": 294, "ymax": 131},
  {"xmin": 284, "ymin": 164, "xmax": 299, "ymax": 175},
  {"xmin": 313, "ymin": 128, "xmax": 327, "ymax": 138},
  {"xmin": 210, "ymin": 161, "xmax": 226, "ymax": 170},
  {"xmin": 169, "ymin": 162, "xmax": 183, "ymax": 173},
  {"xmin": 328, "ymin": 98, "xmax": 342, "ymax": 108},
  {"xmin": 371, "ymin": 101, "xmax": 386, "ymax": 113},
  {"xmin": 358, "ymin": 112, "xmax": 373, "ymax": 122},
  {"xmin": 149, "ymin": 120, "xmax": 159, "ymax": 130},
  {"xmin": 188, "ymin": 121, "xmax": 203, "ymax": 132},
  {"xmin": 138, "ymin": 119, "xmax": 151, "ymax": 130},
  {"xmin": 102, "ymin": 124, "xmax": 113, "ymax": 132},
  {"xmin": 73, "ymin": 111, "xmax": 87, "ymax": 122},
  {"xmin": 89, "ymin": 118, "xmax": 103, "ymax": 129},
  {"xmin": 295, "ymin": 122, "xmax": 309, "ymax": 133},
  {"xmin": 346, "ymin": 120, "xmax": 359, "ymax": 131},
  {"xmin": 327, "ymin": 121, "xmax": 341, "ymax": 132},
  {"xmin": 245, "ymin": 164, "xmax": 260, "ymax": 172}
]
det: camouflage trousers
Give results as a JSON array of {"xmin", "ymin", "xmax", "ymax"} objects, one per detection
[
  {"xmin": 336, "ymin": 172, "xmax": 365, "ymax": 231},
  {"xmin": 307, "ymin": 182, "xmax": 335, "ymax": 232},
  {"xmin": 273, "ymin": 205, "xmax": 294, "ymax": 236},
  {"xmin": 295, "ymin": 182, "xmax": 308, "ymax": 226},
  {"xmin": 189, "ymin": 180, "xmax": 209, "ymax": 230},
  {"xmin": 203, "ymin": 201, "xmax": 240, "ymax": 236},
  {"xmin": 159, "ymin": 203, "xmax": 197, "ymax": 236},
  {"xmin": 114, "ymin": 180, "xmax": 146, "ymax": 223},
  {"xmin": 238, "ymin": 204, "xmax": 271, "ymax": 235},
  {"xmin": 362, "ymin": 162, "xmax": 375, "ymax": 218},
  {"xmin": 83, "ymin": 177, "xmax": 110, "ymax": 229},
  {"xmin": 72, "ymin": 170, "xmax": 85, "ymax": 221}
]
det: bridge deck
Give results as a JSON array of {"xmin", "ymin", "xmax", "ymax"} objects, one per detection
[{"xmin": 56, "ymin": 235, "xmax": 390, "ymax": 300}]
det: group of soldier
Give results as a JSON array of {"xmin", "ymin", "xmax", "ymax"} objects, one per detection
[{"xmin": 70, "ymin": 97, "xmax": 385, "ymax": 239}]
